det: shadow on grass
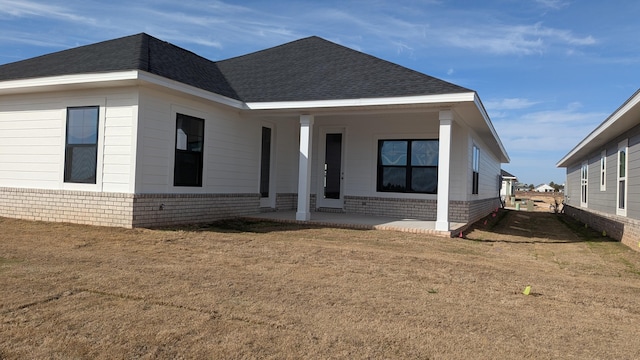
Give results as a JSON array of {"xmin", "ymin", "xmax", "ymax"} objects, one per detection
[
  {"xmin": 464, "ymin": 209, "xmax": 615, "ymax": 244},
  {"xmin": 160, "ymin": 218, "xmax": 326, "ymax": 234}
]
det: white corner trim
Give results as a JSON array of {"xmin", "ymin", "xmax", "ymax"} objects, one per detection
[{"xmin": 245, "ymin": 92, "xmax": 477, "ymax": 110}]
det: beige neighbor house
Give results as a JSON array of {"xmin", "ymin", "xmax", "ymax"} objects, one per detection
[
  {"xmin": 557, "ymin": 89, "xmax": 640, "ymax": 249},
  {"xmin": 0, "ymin": 33, "xmax": 509, "ymax": 233}
]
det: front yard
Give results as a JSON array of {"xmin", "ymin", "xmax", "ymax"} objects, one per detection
[{"xmin": 1, "ymin": 211, "xmax": 639, "ymax": 359}]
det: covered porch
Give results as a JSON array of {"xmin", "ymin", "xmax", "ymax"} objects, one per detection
[{"xmin": 245, "ymin": 210, "xmax": 467, "ymax": 238}]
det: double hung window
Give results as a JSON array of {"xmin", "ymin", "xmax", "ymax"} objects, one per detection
[{"xmin": 64, "ymin": 106, "xmax": 99, "ymax": 183}]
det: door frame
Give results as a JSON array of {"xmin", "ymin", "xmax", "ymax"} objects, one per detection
[
  {"xmin": 316, "ymin": 126, "xmax": 346, "ymax": 209},
  {"xmin": 259, "ymin": 122, "xmax": 276, "ymax": 208}
]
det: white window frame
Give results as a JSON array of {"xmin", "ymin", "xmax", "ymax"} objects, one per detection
[
  {"xmin": 580, "ymin": 161, "xmax": 588, "ymax": 207},
  {"xmin": 600, "ymin": 150, "xmax": 606, "ymax": 191},
  {"xmin": 472, "ymin": 145, "xmax": 480, "ymax": 195},
  {"xmin": 617, "ymin": 139, "xmax": 628, "ymax": 216}
]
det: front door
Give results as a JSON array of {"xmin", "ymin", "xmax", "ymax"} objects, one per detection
[{"xmin": 317, "ymin": 128, "xmax": 344, "ymax": 209}]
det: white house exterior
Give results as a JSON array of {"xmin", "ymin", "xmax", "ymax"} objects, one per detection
[
  {"xmin": 0, "ymin": 34, "xmax": 509, "ymax": 234},
  {"xmin": 500, "ymin": 169, "xmax": 517, "ymax": 205},
  {"xmin": 557, "ymin": 89, "xmax": 640, "ymax": 249},
  {"xmin": 535, "ymin": 184, "xmax": 555, "ymax": 192}
]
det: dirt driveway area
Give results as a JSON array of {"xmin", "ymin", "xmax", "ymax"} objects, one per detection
[{"xmin": 1, "ymin": 211, "xmax": 640, "ymax": 359}]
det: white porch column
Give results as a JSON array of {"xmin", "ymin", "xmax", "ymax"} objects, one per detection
[
  {"xmin": 436, "ymin": 110, "xmax": 453, "ymax": 231},
  {"xmin": 296, "ymin": 115, "xmax": 314, "ymax": 221}
]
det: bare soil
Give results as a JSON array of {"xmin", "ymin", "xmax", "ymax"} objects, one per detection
[{"xmin": 2, "ymin": 210, "xmax": 640, "ymax": 359}]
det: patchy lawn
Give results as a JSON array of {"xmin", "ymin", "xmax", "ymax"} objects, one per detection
[{"xmin": 1, "ymin": 211, "xmax": 640, "ymax": 359}]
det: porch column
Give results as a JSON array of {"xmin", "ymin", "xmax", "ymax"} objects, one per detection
[
  {"xmin": 296, "ymin": 115, "xmax": 314, "ymax": 221},
  {"xmin": 436, "ymin": 110, "xmax": 453, "ymax": 231}
]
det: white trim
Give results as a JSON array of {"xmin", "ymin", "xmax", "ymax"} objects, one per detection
[
  {"xmin": 0, "ymin": 71, "xmax": 139, "ymax": 91},
  {"xmin": 316, "ymin": 126, "xmax": 346, "ymax": 209},
  {"xmin": 296, "ymin": 115, "xmax": 314, "ymax": 221},
  {"xmin": 600, "ymin": 149, "xmax": 606, "ymax": 192},
  {"xmin": 436, "ymin": 110, "xmax": 453, "ymax": 231},
  {"xmin": 617, "ymin": 139, "xmax": 628, "ymax": 217},
  {"xmin": 60, "ymin": 97, "xmax": 107, "ymax": 192},
  {"xmin": 580, "ymin": 161, "xmax": 588, "ymax": 208},
  {"xmin": 246, "ymin": 92, "xmax": 476, "ymax": 110}
]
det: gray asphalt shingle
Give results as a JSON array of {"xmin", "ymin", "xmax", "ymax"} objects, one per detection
[{"xmin": 0, "ymin": 33, "xmax": 471, "ymax": 103}]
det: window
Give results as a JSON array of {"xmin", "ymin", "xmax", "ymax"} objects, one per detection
[
  {"xmin": 580, "ymin": 161, "xmax": 588, "ymax": 206},
  {"xmin": 600, "ymin": 150, "xmax": 606, "ymax": 191},
  {"xmin": 174, "ymin": 113, "xmax": 204, "ymax": 187},
  {"xmin": 617, "ymin": 140, "xmax": 628, "ymax": 216},
  {"xmin": 260, "ymin": 126, "xmax": 272, "ymax": 197},
  {"xmin": 64, "ymin": 106, "xmax": 99, "ymax": 183},
  {"xmin": 472, "ymin": 145, "xmax": 480, "ymax": 195},
  {"xmin": 377, "ymin": 139, "xmax": 438, "ymax": 194}
]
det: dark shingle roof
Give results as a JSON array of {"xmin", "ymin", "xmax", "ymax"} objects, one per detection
[
  {"xmin": 501, "ymin": 169, "xmax": 516, "ymax": 178},
  {"xmin": 0, "ymin": 33, "xmax": 238, "ymax": 100},
  {"xmin": 217, "ymin": 36, "xmax": 471, "ymax": 102},
  {"xmin": 0, "ymin": 33, "xmax": 471, "ymax": 103}
]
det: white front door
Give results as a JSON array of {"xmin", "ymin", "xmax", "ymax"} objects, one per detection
[{"xmin": 317, "ymin": 128, "xmax": 345, "ymax": 209}]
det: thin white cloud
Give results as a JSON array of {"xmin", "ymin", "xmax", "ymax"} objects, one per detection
[
  {"xmin": 485, "ymin": 98, "xmax": 540, "ymax": 111},
  {"xmin": 0, "ymin": 0, "xmax": 95, "ymax": 25},
  {"xmin": 535, "ymin": 0, "xmax": 570, "ymax": 10},
  {"xmin": 439, "ymin": 22, "xmax": 596, "ymax": 55}
]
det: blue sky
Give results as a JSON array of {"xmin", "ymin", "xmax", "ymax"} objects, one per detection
[{"xmin": 1, "ymin": 0, "xmax": 638, "ymax": 186}]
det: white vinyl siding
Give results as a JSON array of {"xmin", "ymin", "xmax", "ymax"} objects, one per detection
[{"xmin": 0, "ymin": 90, "xmax": 136, "ymax": 192}]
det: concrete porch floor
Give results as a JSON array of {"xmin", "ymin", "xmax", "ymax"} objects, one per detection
[{"xmin": 244, "ymin": 211, "xmax": 467, "ymax": 238}]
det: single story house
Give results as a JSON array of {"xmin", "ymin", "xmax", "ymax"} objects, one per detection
[
  {"xmin": 0, "ymin": 33, "xmax": 509, "ymax": 232},
  {"xmin": 534, "ymin": 184, "xmax": 555, "ymax": 193},
  {"xmin": 500, "ymin": 169, "xmax": 517, "ymax": 206},
  {"xmin": 557, "ymin": 89, "xmax": 640, "ymax": 249}
]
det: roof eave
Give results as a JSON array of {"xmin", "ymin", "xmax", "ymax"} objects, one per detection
[
  {"xmin": 244, "ymin": 92, "xmax": 477, "ymax": 110},
  {"xmin": 557, "ymin": 89, "xmax": 640, "ymax": 168}
]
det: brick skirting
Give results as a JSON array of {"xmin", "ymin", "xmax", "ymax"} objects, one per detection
[
  {"xmin": 0, "ymin": 187, "xmax": 260, "ymax": 228},
  {"xmin": 564, "ymin": 205, "xmax": 640, "ymax": 251}
]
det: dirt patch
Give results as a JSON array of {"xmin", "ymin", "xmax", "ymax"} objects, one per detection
[{"xmin": 1, "ymin": 214, "xmax": 640, "ymax": 359}]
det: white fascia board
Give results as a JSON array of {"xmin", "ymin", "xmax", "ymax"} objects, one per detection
[
  {"xmin": 0, "ymin": 70, "xmax": 246, "ymax": 109},
  {"xmin": 557, "ymin": 89, "xmax": 640, "ymax": 168},
  {"xmin": 473, "ymin": 93, "xmax": 510, "ymax": 163},
  {"xmin": 0, "ymin": 70, "xmax": 140, "ymax": 92},
  {"xmin": 136, "ymin": 71, "xmax": 245, "ymax": 109},
  {"xmin": 244, "ymin": 92, "xmax": 477, "ymax": 110}
]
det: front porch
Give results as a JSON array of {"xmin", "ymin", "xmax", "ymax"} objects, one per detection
[{"xmin": 244, "ymin": 210, "xmax": 467, "ymax": 237}]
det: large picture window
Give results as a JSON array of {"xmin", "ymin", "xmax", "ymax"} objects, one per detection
[
  {"xmin": 377, "ymin": 139, "xmax": 438, "ymax": 194},
  {"xmin": 64, "ymin": 106, "xmax": 99, "ymax": 183},
  {"xmin": 174, "ymin": 113, "xmax": 204, "ymax": 187}
]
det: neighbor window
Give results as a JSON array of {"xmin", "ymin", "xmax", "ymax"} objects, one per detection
[
  {"xmin": 580, "ymin": 161, "xmax": 588, "ymax": 206},
  {"xmin": 472, "ymin": 145, "xmax": 480, "ymax": 194},
  {"xmin": 600, "ymin": 150, "xmax": 606, "ymax": 191},
  {"xmin": 174, "ymin": 113, "xmax": 204, "ymax": 187},
  {"xmin": 617, "ymin": 140, "xmax": 628, "ymax": 216},
  {"xmin": 64, "ymin": 106, "xmax": 99, "ymax": 183},
  {"xmin": 377, "ymin": 139, "xmax": 438, "ymax": 194}
]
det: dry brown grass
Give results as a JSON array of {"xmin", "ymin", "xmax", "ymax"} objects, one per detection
[{"xmin": 2, "ymin": 211, "xmax": 640, "ymax": 359}]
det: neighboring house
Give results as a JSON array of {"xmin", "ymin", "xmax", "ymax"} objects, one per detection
[
  {"xmin": 535, "ymin": 184, "xmax": 555, "ymax": 192},
  {"xmin": 500, "ymin": 169, "xmax": 517, "ymax": 205},
  {"xmin": 0, "ymin": 33, "xmax": 509, "ymax": 232},
  {"xmin": 557, "ymin": 89, "xmax": 640, "ymax": 249}
]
